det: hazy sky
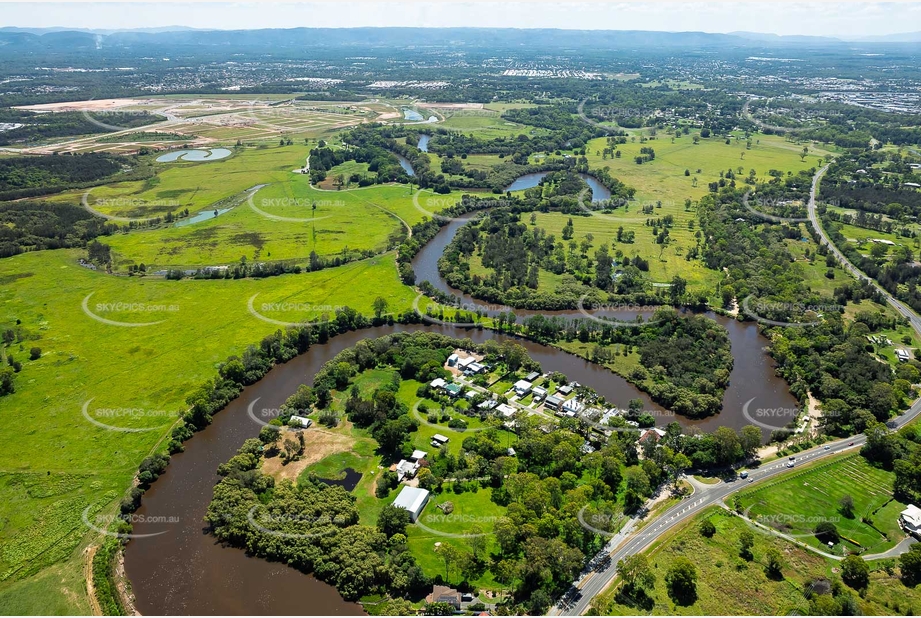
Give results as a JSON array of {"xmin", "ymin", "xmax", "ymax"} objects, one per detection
[{"xmin": 3, "ymin": 2, "xmax": 921, "ymax": 38}]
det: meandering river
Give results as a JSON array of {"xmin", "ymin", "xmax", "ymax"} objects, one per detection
[{"xmin": 125, "ymin": 179, "xmax": 797, "ymax": 615}]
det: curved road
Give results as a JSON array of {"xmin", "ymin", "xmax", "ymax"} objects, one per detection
[{"xmin": 552, "ymin": 163, "xmax": 921, "ymax": 616}]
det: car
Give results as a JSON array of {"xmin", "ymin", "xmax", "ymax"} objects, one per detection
[
  {"xmin": 823, "ymin": 445, "xmax": 830, "ymax": 450},
  {"xmin": 788, "ymin": 456, "xmax": 796, "ymax": 461},
  {"xmin": 739, "ymin": 471, "xmax": 749, "ymax": 479},
  {"xmin": 848, "ymin": 441, "xmax": 855, "ymax": 446},
  {"xmin": 786, "ymin": 462, "xmax": 795, "ymax": 468},
  {"xmin": 749, "ymin": 478, "xmax": 754, "ymax": 483}
]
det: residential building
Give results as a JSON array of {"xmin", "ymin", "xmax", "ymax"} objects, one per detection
[{"xmin": 513, "ymin": 380, "xmax": 532, "ymax": 396}]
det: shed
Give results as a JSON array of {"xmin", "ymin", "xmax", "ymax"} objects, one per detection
[
  {"xmin": 288, "ymin": 415, "xmax": 313, "ymax": 428},
  {"xmin": 392, "ymin": 486, "xmax": 430, "ymax": 522}
]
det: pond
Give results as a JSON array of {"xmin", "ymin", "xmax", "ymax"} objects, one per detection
[
  {"xmin": 174, "ymin": 208, "xmax": 232, "ymax": 227},
  {"xmin": 156, "ymin": 148, "xmax": 232, "ymax": 163},
  {"xmin": 317, "ymin": 467, "xmax": 363, "ymax": 492}
]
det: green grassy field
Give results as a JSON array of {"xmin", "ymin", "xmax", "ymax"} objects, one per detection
[
  {"xmin": 529, "ymin": 211, "xmax": 721, "ymax": 289},
  {"xmin": 737, "ymin": 454, "xmax": 906, "ymax": 555},
  {"xmin": 598, "ymin": 506, "xmax": 921, "ymax": 616},
  {"xmin": 584, "ymin": 132, "xmax": 835, "ymax": 208},
  {"xmin": 0, "ymin": 248, "xmax": 417, "ymax": 612}
]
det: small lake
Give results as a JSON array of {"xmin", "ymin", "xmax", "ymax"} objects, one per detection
[
  {"xmin": 174, "ymin": 208, "xmax": 232, "ymax": 227},
  {"xmin": 417, "ymin": 134, "xmax": 431, "ymax": 152},
  {"xmin": 317, "ymin": 467, "xmax": 363, "ymax": 492},
  {"xmin": 505, "ymin": 172, "xmax": 612, "ymax": 202},
  {"xmin": 156, "ymin": 148, "xmax": 232, "ymax": 163},
  {"xmin": 402, "ymin": 108, "xmax": 423, "ymax": 121}
]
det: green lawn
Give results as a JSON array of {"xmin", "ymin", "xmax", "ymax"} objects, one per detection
[
  {"xmin": 737, "ymin": 454, "xmax": 906, "ymax": 555},
  {"xmin": 0, "ymin": 247, "xmax": 417, "ymax": 611}
]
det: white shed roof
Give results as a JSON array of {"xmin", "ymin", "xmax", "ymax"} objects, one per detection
[{"xmin": 393, "ymin": 486, "xmax": 430, "ymax": 517}]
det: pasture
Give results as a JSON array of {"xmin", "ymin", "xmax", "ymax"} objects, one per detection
[
  {"xmin": 0, "ymin": 248, "xmax": 417, "ymax": 612},
  {"xmin": 736, "ymin": 454, "xmax": 906, "ymax": 555}
]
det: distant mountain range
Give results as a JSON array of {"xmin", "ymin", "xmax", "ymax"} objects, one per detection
[{"xmin": 0, "ymin": 26, "xmax": 918, "ymax": 52}]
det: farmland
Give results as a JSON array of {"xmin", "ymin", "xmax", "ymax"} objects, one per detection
[
  {"xmin": 736, "ymin": 454, "xmax": 907, "ymax": 556},
  {"xmin": 596, "ymin": 507, "xmax": 921, "ymax": 616}
]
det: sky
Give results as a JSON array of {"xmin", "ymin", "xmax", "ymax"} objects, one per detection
[{"xmin": 2, "ymin": 2, "xmax": 921, "ymax": 38}]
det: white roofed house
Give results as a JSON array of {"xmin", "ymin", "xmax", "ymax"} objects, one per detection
[
  {"xmin": 496, "ymin": 403, "xmax": 516, "ymax": 418},
  {"xmin": 901, "ymin": 504, "xmax": 921, "ymax": 538},
  {"xmin": 531, "ymin": 386, "xmax": 548, "ymax": 400},
  {"xmin": 513, "ymin": 380, "xmax": 532, "ymax": 396},
  {"xmin": 430, "ymin": 377, "xmax": 447, "ymax": 390}
]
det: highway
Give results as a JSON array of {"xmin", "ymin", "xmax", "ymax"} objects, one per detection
[{"xmin": 551, "ymin": 164, "xmax": 921, "ymax": 616}]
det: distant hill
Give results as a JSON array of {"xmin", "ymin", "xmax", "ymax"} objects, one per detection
[{"xmin": 0, "ymin": 26, "xmax": 913, "ymax": 53}]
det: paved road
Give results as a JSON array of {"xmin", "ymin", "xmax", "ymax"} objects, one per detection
[
  {"xmin": 551, "ymin": 165, "xmax": 921, "ymax": 616},
  {"xmin": 806, "ymin": 164, "xmax": 921, "ymax": 338}
]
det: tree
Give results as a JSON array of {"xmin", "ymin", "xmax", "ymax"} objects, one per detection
[
  {"xmin": 665, "ymin": 557, "xmax": 698, "ymax": 605},
  {"xmin": 814, "ymin": 521, "xmax": 839, "ymax": 544},
  {"xmin": 740, "ymin": 425, "xmax": 762, "ymax": 457},
  {"xmin": 839, "ymin": 494, "xmax": 855, "ymax": 518},
  {"xmin": 764, "ymin": 548, "xmax": 783, "ymax": 578},
  {"xmin": 436, "ymin": 543, "xmax": 459, "ymax": 582},
  {"xmin": 468, "ymin": 524, "xmax": 487, "ymax": 562},
  {"xmin": 840, "ymin": 555, "xmax": 869, "ymax": 590},
  {"xmin": 377, "ymin": 504, "xmax": 410, "ymax": 538},
  {"xmin": 372, "ymin": 296, "xmax": 389, "ymax": 319},
  {"xmin": 28, "ymin": 347, "xmax": 41, "ymax": 360},
  {"xmin": 739, "ymin": 529, "xmax": 755, "ymax": 560},
  {"xmin": 899, "ymin": 543, "xmax": 921, "ymax": 586},
  {"xmin": 617, "ymin": 553, "xmax": 655, "ymax": 592},
  {"xmin": 699, "ymin": 519, "xmax": 716, "ymax": 538}
]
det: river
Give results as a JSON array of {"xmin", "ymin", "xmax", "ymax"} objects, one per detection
[
  {"xmin": 125, "ymin": 189, "xmax": 796, "ymax": 615},
  {"xmin": 505, "ymin": 171, "xmax": 611, "ymax": 202}
]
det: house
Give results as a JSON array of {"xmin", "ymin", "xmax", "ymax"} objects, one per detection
[
  {"xmin": 431, "ymin": 433, "xmax": 450, "ymax": 447},
  {"xmin": 531, "ymin": 386, "xmax": 548, "ymax": 400},
  {"xmin": 425, "ymin": 585, "xmax": 462, "ymax": 610},
  {"xmin": 444, "ymin": 383, "xmax": 463, "ymax": 397},
  {"xmin": 395, "ymin": 459, "xmax": 419, "ymax": 482},
  {"xmin": 901, "ymin": 504, "xmax": 921, "ymax": 538},
  {"xmin": 411, "ymin": 450, "xmax": 428, "ymax": 462},
  {"xmin": 496, "ymin": 403, "xmax": 516, "ymax": 418},
  {"xmin": 896, "ymin": 348, "xmax": 912, "ymax": 362},
  {"xmin": 561, "ymin": 398, "xmax": 584, "ymax": 416},
  {"xmin": 430, "ymin": 377, "xmax": 447, "ymax": 390},
  {"xmin": 478, "ymin": 399, "xmax": 498, "ymax": 411},
  {"xmin": 465, "ymin": 362, "xmax": 485, "ymax": 374},
  {"xmin": 639, "ymin": 427, "xmax": 667, "ymax": 444},
  {"xmin": 447, "ymin": 353, "xmax": 459, "ymax": 367},
  {"xmin": 513, "ymin": 380, "xmax": 532, "ymax": 396},
  {"xmin": 392, "ymin": 486, "xmax": 430, "ymax": 522},
  {"xmin": 288, "ymin": 415, "xmax": 313, "ymax": 428},
  {"xmin": 525, "ymin": 371, "xmax": 540, "ymax": 382},
  {"xmin": 457, "ymin": 356, "xmax": 475, "ymax": 370},
  {"xmin": 557, "ymin": 384, "xmax": 574, "ymax": 396},
  {"xmin": 545, "ymin": 395, "xmax": 564, "ymax": 410}
]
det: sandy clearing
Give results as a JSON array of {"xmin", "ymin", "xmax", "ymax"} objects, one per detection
[{"xmin": 260, "ymin": 426, "xmax": 355, "ymax": 482}]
